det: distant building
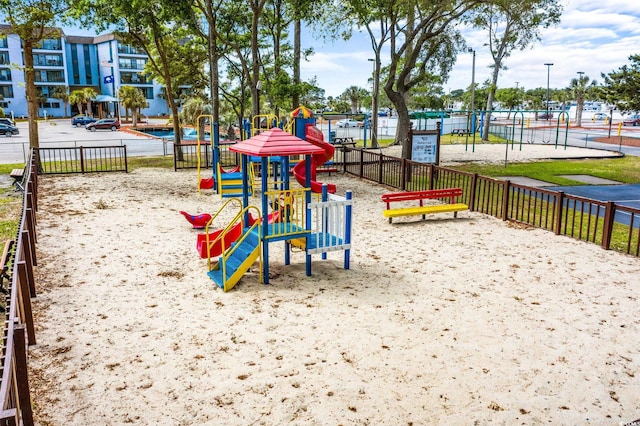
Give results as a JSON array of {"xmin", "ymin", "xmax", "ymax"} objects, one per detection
[{"xmin": 0, "ymin": 25, "xmax": 173, "ymax": 119}]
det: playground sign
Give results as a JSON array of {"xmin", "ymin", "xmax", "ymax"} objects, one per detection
[{"xmin": 409, "ymin": 127, "xmax": 440, "ymax": 165}]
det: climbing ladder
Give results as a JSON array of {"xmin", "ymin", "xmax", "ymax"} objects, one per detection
[
  {"xmin": 217, "ymin": 165, "xmax": 255, "ymax": 198},
  {"xmin": 207, "ymin": 206, "xmax": 263, "ymax": 292}
]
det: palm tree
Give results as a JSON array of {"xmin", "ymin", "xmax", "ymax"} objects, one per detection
[
  {"xmin": 570, "ymin": 74, "xmax": 597, "ymax": 127},
  {"xmin": 69, "ymin": 90, "xmax": 85, "ymax": 116},
  {"xmin": 180, "ymin": 97, "xmax": 211, "ymax": 127},
  {"xmin": 51, "ymin": 85, "xmax": 70, "ymax": 117},
  {"xmin": 343, "ymin": 86, "xmax": 368, "ymax": 114},
  {"xmin": 118, "ymin": 86, "xmax": 148, "ymax": 126},
  {"xmin": 82, "ymin": 87, "xmax": 98, "ymax": 117}
]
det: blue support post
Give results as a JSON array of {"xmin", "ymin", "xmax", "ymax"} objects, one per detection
[
  {"xmin": 212, "ymin": 122, "xmax": 219, "ymax": 190},
  {"xmin": 261, "ymin": 156, "xmax": 270, "ymax": 284},
  {"xmin": 283, "ymin": 156, "xmax": 291, "ymax": 266},
  {"xmin": 321, "ymin": 184, "xmax": 328, "ymax": 260},
  {"xmin": 344, "ymin": 191, "xmax": 352, "ymax": 270},
  {"xmin": 305, "ymin": 154, "xmax": 312, "ymax": 276}
]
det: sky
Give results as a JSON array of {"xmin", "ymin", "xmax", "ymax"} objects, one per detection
[
  {"xmin": 299, "ymin": 0, "xmax": 640, "ymax": 98},
  {"xmin": 49, "ymin": 0, "xmax": 639, "ymax": 100}
]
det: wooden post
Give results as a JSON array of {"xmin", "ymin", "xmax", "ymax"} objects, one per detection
[
  {"xmin": 468, "ymin": 173, "xmax": 477, "ymax": 212},
  {"xmin": 17, "ymin": 262, "xmax": 36, "ymax": 345},
  {"xmin": 554, "ymin": 191, "xmax": 564, "ymax": 235},
  {"xmin": 601, "ymin": 201, "xmax": 615, "ymax": 250},
  {"xmin": 13, "ymin": 325, "xmax": 34, "ymax": 425},
  {"xmin": 501, "ymin": 180, "xmax": 510, "ymax": 221}
]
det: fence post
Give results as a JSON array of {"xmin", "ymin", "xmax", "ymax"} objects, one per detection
[
  {"xmin": 20, "ymin": 231, "xmax": 36, "ymax": 298},
  {"xmin": 601, "ymin": 201, "xmax": 616, "ymax": 250},
  {"xmin": 554, "ymin": 191, "xmax": 564, "ymax": 235},
  {"xmin": 173, "ymin": 144, "xmax": 178, "ymax": 171},
  {"xmin": 13, "ymin": 324, "xmax": 34, "ymax": 425},
  {"xmin": 79, "ymin": 146, "xmax": 85, "ymax": 174},
  {"xmin": 501, "ymin": 180, "xmax": 510, "ymax": 221},
  {"xmin": 428, "ymin": 164, "xmax": 435, "ymax": 190},
  {"xmin": 377, "ymin": 152, "xmax": 383, "ymax": 184},
  {"xmin": 123, "ymin": 145, "xmax": 128, "ymax": 173},
  {"xmin": 468, "ymin": 173, "xmax": 477, "ymax": 211},
  {"xmin": 17, "ymin": 262, "xmax": 36, "ymax": 344},
  {"xmin": 358, "ymin": 149, "xmax": 364, "ymax": 178},
  {"xmin": 400, "ymin": 158, "xmax": 406, "ymax": 191}
]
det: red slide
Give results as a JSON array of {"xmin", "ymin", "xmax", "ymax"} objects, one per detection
[
  {"xmin": 196, "ymin": 211, "xmax": 280, "ymax": 259},
  {"xmin": 292, "ymin": 124, "xmax": 337, "ymax": 193}
]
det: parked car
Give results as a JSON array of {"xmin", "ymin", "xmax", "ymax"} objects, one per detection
[
  {"xmin": 72, "ymin": 115, "xmax": 97, "ymax": 127},
  {"xmin": 592, "ymin": 112, "xmax": 610, "ymax": 121},
  {"xmin": 336, "ymin": 119, "xmax": 360, "ymax": 128},
  {"xmin": 86, "ymin": 118, "xmax": 121, "ymax": 131},
  {"xmin": 0, "ymin": 123, "xmax": 19, "ymax": 137},
  {"xmin": 0, "ymin": 118, "xmax": 16, "ymax": 127},
  {"xmin": 357, "ymin": 120, "xmax": 372, "ymax": 128},
  {"xmin": 538, "ymin": 112, "xmax": 554, "ymax": 120},
  {"xmin": 622, "ymin": 114, "xmax": 640, "ymax": 126}
]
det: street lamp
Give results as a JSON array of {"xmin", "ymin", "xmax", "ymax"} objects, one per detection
[
  {"xmin": 368, "ymin": 58, "xmax": 378, "ymax": 146},
  {"xmin": 544, "ymin": 63, "xmax": 553, "ymax": 119}
]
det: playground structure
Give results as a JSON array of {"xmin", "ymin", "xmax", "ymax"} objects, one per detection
[{"xmin": 193, "ymin": 107, "xmax": 353, "ymax": 292}]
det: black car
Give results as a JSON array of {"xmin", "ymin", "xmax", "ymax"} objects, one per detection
[
  {"xmin": 0, "ymin": 118, "xmax": 15, "ymax": 127},
  {"xmin": 72, "ymin": 115, "xmax": 97, "ymax": 127},
  {"xmin": 0, "ymin": 123, "xmax": 19, "ymax": 137},
  {"xmin": 538, "ymin": 112, "xmax": 554, "ymax": 120}
]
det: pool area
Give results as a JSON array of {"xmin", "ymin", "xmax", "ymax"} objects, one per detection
[{"xmin": 133, "ymin": 126, "xmax": 210, "ymax": 141}]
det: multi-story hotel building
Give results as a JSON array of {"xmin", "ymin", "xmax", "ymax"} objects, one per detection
[{"xmin": 0, "ymin": 25, "xmax": 171, "ymax": 119}]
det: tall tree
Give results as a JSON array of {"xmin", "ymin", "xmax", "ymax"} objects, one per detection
[
  {"xmin": 0, "ymin": 0, "xmax": 68, "ymax": 148},
  {"xmin": 601, "ymin": 54, "xmax": 640, "ymax": 113},
  {"xmin": 472, "ymin": 0, "xmax": 562, "ymax": 140}
]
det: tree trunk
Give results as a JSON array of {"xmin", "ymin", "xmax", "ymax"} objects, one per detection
[
  {"xmin": 482, "ymin": 69, "xmax": 499, "ymax": 141},
  {"xmin": 207, "ymin": 0, "xmax": 220, "ymax": 124},
  {"xmin": 386, "ymin": 88, "xmax": 411, "ymax": 158},
  {"xmin": 23, "ymin": 41, "xmax": 40, "ymax": 149},
  {"xmin": 293, "ymin": 18, "xmax": 300, "ymax": 109},
  {"xmin": 250, "ymin": 2, "xmax": 261, "ymax": 117}
]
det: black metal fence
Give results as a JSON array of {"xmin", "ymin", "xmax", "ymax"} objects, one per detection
[
  {"xmin": 342, "ymin": 147, "xmax": 640, "ymax": 257},
  {"xmin": 36, "ymin": 146, "xmax": 128, "ymax": 174},
  {"xmin": 173, "ymin": 141, "xmax": 239, "ymax": 171}
]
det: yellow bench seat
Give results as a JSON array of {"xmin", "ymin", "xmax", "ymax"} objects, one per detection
[{"xmin": 383, "ymin": 203, "xmax": 468, "ymax": 223}]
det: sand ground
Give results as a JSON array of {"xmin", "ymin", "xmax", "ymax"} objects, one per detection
[{"xmin": 28, "ymin": 144, "xmax": 639, "ymax": 425}]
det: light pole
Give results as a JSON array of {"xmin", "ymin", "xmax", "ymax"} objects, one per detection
[
  {"xmin": 544, "ymin": 63, "xmax": 553, "ymax": 119},
  {"xmin": 468, "ymin": 48, "xmax": 476, "ymax": 132},
  {"xmin": 368, "ymin": 58, "xmax": 378, "ymax": 147}
]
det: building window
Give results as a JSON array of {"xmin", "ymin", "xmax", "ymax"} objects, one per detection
[
  {"xmin": 0, "ymin": 52, "xmax": 9, "ymax": 65},
  {"xmin": 0, "ymin": 102, "xmax": 8, "ymax": 108},
  {"xmin": 42, "ymin": 101, "xmax": 61, "ymax": 109},
  {"xmin": 0, "ymin": 37, "xmax": 7, "ymax": 49},
  {"xmin": 34, "ymin": 38, "xmax": 63, "ymax": 50},
  {"xmin": 83, "ymin": 45, "xmax": 92, "ymax": 83},
  {"xmin": 0, "ymin": 68, "xmax": 11, "ymax": 82},
  {"xmin": 71, "ymin": 45, "xmax": 79, "ymax": 83},
  {"xmin": 142, "ymin": 87, "xmax": 153, "ymax": 99},
  {"xmin": 0, "ymin": 85, "xmax": 13, "ymax": 98},
  {"xmin": 118, "ymin": 58, "xmax": 146, "ymax": 70},
  {"xmin": 117, "ymin": 44, "xmax": 144, "ymax": 55},
  {"xmin": 33, "ymin": 53, "xmax": 64, "ymax": 66},
  {"xmin": 34, "ymin": 70, "xmax": 65, "ymax": 83},
  {"xmin": 120, "ymin": 72, "xmax": 148, "ymax": 85}
]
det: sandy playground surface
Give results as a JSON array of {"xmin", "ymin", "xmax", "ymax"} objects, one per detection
[{"xmin": 29, "ymin": 144, "xmax": 640, "ymax": 425}]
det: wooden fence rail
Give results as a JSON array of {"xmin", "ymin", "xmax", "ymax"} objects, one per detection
[
  {"xmin": 37, "ymin": 146, "xmax": 128, "ymax": 174},
  {"xmin": 0, "ymin": 151, "xmax": 39, "ymax": 425}
]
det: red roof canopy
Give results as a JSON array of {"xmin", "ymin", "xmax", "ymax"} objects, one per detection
[{"xmin": 230, "ymin": 127, "xmax": 325, "ymax": 157}]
